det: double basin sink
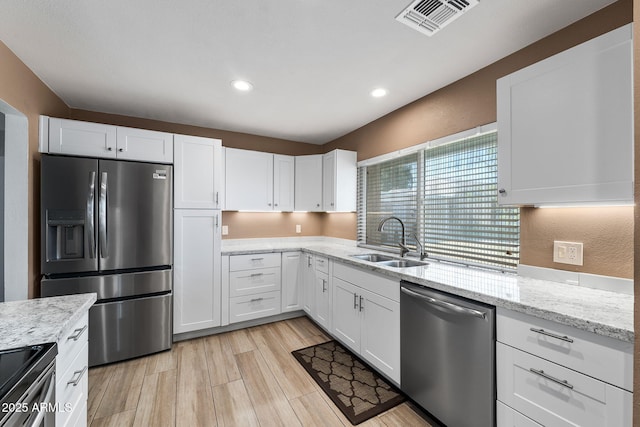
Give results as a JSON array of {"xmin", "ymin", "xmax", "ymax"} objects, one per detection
[{"xmin": 350, "ymin": 253, "xmax": 427, "ymax": 268}]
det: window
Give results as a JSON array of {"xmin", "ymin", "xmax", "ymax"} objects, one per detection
[{"xmin": 358, "ymin": 130, "xmax": 520, "ymax": 271}]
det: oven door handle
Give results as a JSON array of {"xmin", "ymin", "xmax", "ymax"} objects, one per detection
[
  {"xmin": 401, "ymin": 286, "xmax": 487, "ymax": 320},
  {"xmin": 23, "ymin": 364, "xmax": 56, "ymax": 427}
]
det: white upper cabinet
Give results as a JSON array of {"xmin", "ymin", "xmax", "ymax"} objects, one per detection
[
  {"xmin": 322, "ymin": 149, "xmax": 357, "ymax": 211},
  {"xmin": 225, "ymin": 148, "xmax": 274, "ymax": 210},
  {"xmin": 295, "ymin": 154, "xmax": 323, "ymax": 211},
  {"xmin": 174, "ymin": 134, "xmax": 222, "ymax": 209},
  {"xmin": 116, "ymin": 126, "xmax": 173, "ymax": 163},
  {"xmin": 224, "ymin": 148, "xmax": 295, "ymax": 211},
  {"xmin": 44, "ymin": 116, "xmax": 174, "ymax": 163},
  {"xmin": 47, "ymin": 117, "xmax": 117, "ymax": 158},
  {"xmin": 497, "ymin": 24, "xmax": 633, "ymax": 206},
  {"xmin": 273, "ymin": 154, "xmax": 295, "ymax": 211}
]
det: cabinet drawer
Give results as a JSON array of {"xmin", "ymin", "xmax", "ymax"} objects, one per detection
[
  {"xmin": 497, "ymin": 343, "xmax": 632, "ymax": 427},
  {"xmin": 315, "ymin": 256, "xmax": 329, "ymax": 274},
  {"xmin": 229, "ymin": 291, "xmax": 281, "ymax": 324},
  {"xmin": 56, "ymin": 341, "xmax": 88, "ymax": 427},
  {"xmin": 230, "ymin": 267, "xmax": 281, "ymax": 297},
  {"xmin": 230, "ymin": 253, "xmax": 281, "ymax": 271},
  {"xmin": 57, "ymin": 312, "xmax": 89, "ymax": 374},
  {"xmin": 497, "ymin": 401, "xmax": 542, "ymax": 427},
  {"xmin": 497, "ymin": 308, "xmax": 632, "ymax": 391}
]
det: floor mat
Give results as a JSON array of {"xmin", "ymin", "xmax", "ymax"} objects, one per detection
[{"xmin": 292, "ymin": 340, "xmax": 405, "ymax": 425}]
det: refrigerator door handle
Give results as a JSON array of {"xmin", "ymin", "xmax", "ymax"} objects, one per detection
[
  {"xmin": 87, "ymin": 171, "xmax": 96, "ymax": 258},
  {"xmin": 99, "ymin": 172, "xmax": 108, "ymax": 257}
]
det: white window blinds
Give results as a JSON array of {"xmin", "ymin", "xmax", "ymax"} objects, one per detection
[{"xmin": 357, "ymin": 130, "xmax": 520, "ymax": 271}]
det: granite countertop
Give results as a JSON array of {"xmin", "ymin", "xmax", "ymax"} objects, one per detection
[
  {"xmin": 0, "ymin": 293, "xmax": 96, "ymax": 350},
  {"xmin": 222, "ymin": 239, "xmax": 634, "ymax": 343}
]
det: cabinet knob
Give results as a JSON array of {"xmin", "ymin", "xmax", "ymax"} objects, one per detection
[
  {"xmin": 498, "ymin": 189, "xmax": 506, "ymax": 195},
  {"xmin": 107, "ymin": 147, "xmax": 113, "ymax": 151},
  {"xmin": 268, "ymin": 203, "xmax": 272, "ymax": 207},
  {"xmin": 274, "ymin": 203, "xmax": 278, "ymax": 207},
  {"xmin": 118, "ymin": 148, "xmax": 124, "ymax": 152},
  {"xmin": 316, "ymin": 203, "xmax": 320, "ymax": 207}
]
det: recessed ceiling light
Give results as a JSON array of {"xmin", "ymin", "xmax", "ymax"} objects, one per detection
[
  {"xmin": 371, "ymin": 88, "xmax": 387, "ymax": 98},
  {"xmin": 231, "ymin": 80, "xmax": 253, "ymax": 91}
]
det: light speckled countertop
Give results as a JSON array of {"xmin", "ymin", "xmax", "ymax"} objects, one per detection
[
  {"xmin": 223, "ymin": 239, "xmax": 634, "ymax": 343},
  {"xmin": 0, "ymin": 293, "xmax": 96, "ymax": 350}
]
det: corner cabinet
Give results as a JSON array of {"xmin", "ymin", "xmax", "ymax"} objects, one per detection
[
  {"xmin": 173, "ymin": 210, "xmax": 222, "ymax": 334},
  {"xmin": 281, "ymin": 251, "xmax": 303, "ymax": 312},
  {"xmin": 42, "ymin": 117, "xmax": 173, "ymax": 163},
  {"xmin": 174, "ymin": 134, "xmax": 222, "ymax": 209},
  {"xmin": 496, "ymin": 24, "xmax": 633, "ymax": 205},
  {"xmin": 295, "ymin": 154, "xmax": 323, "ymax": 211},
  {"xmin": 323, "ymin": 150, "xmax": 357, "ymax": 211}
]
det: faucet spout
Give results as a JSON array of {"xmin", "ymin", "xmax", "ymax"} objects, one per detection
[{"xmin": 377, "ymin": 216, "xmax": 408, "ymax": 257}]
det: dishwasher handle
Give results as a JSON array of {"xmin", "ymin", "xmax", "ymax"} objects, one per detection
[{"xmin": 401, "ymin": 286, "xmax": 487, "ymax": 320}]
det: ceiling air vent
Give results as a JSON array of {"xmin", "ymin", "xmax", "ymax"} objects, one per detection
[{"xmin": 396, "ymin": 0, "xmax": 480, "ymax": 37}]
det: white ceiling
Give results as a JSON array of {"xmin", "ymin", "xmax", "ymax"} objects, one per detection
[{"xmin": 0, "ymin": 0, "xmax": 617, "ymax": 144}]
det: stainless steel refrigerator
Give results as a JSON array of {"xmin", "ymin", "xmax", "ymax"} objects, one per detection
[{"xmin": 40, "ymin": 154, "xmax": 173, "ymax": 366}]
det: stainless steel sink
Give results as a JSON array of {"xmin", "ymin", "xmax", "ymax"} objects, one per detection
[
  {"xmin": 350, "ymin": 253, "xmax": 395, "ymax": 262},
  {"xmin": 377, "ymin": 259, "xmax": 427, "ymax": 268}
]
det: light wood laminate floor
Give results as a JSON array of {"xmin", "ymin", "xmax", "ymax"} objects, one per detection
[{"xmin": 87, "ymin": 316, "xmax": 433, "ymax": 427}]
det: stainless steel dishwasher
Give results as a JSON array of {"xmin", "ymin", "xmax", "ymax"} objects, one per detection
[{"xmin": 400, "ymin": 280, "xmax": 495, "ymax": 427}]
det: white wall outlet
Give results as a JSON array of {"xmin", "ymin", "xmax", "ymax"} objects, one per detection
[
  {"xmin": 295, "ymin": 224, "xmax": 302, "ymax": 234},
  {"xmin": 553, "ymin": 241, "xmax": 583, "ymax": 266},
  {"xmin": 222, "ymin": 225, "xmax": 229, "ymax": 236}
]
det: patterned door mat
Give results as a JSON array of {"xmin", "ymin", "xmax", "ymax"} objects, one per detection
[{"xmin": 292, "ymin": 340, "xmax": 405, "ymax": 425}]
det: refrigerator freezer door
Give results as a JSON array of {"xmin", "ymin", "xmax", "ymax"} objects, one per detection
[
  {"xmin": 98, "ymin": 160, "xmax": 173, "ymax": 271},
  {"xmin": 41, "ymin": 155, "xmax": 99, "ymax": 275}
]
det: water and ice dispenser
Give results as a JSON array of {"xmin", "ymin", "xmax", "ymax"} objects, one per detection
[{"xmin": 45, "ymin": 210, "xmax": 86, "ymax": 260}]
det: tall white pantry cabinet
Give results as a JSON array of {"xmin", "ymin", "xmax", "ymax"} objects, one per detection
[{"xmin": 173, "ymin": 135, "xmax": 223, "ymax": 335}]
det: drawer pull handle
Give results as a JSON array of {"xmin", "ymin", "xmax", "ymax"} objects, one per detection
[
  {"xmin": 250, "ymin": 273, "xmax": 264, "ymax": 278},
  {"xmin": 322, "ymin": 279, "xmax": 327, "ymax": 292},
  {"xmin": 250, "ymin": 298, "xmax": 264, "ymax": 303},
  {"xmin": 67, "ymin": 325, "xmax": 88, "ymax": 341},
  {"xmin": 67, "ymin": 366, "xmax": 88, "ymax": 387},
  {"xmin": 530, "ymin": 328, "xmax": 574, "ymax": 343},
  {"xmin": 353, "ymin": 293, "xmax": 358, "ymax": 309},
  {"xmin": 359, "ymin": 295, "xmax": 364, "ymax": 312},
  {"xmin": 251, "ymin": 258, "xmax": 264, "ymax": 261},
  {"xmin": 529, "ymin": 368, "xmax": 574, "ymax": 390}
]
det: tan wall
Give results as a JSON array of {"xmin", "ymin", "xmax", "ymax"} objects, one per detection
[
  {"xmin": 327, "ymin": 0, "xmax": 634, "ymax": 279},
  {"xmin": 0, "ymin": 42, "xmax": 70, "ymax": 297},
  {"xmin": 221, "ymin": 212, "xmax": 324, "ymax": 239}
]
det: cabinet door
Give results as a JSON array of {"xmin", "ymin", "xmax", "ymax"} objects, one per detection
[
  {"xmin": 48, "ymin": 118, "xmax": 117, "ymax": 158},
  {"xmin": 315, "ymin": 271, "xmax": 330, "ymax": 330},
  {"xmin": 273, "ymin": 154, "xmax": 295, "ymax": 211},
  {"xmin": 174, "ymin": 135, "xmax": 222, "ymax": 209},
  {"xmin": 497, "ymin": 25, "xmax": 633, "ymax": 205},
  {"xmin": 360, "ymin": 289, "xmax": 400, "ymax": 384},
  {"xmin": 173, "ymin": 210, "xmax": 221, "ymax": 334},
  {"xmin": 322, "ymin": 151, "xmax": 336, "ymax": 211},
  {"xmin": 281, "ymin": 252, "xmax": 302, "ymax": 312},
  {"xmin": 331, "ymin": 277, "xmax": 360, "ymax": 353},
  {"xmin": 295, "ymin": 155, "xmax": 323, "ymax": 211},
  {"xmin": 302, "ymin": 253, "xmax": 316, "ymax": 316},
  {"xmin": 116, "ymin": 126, "xmax": 173, "ymax": 163},
  {"xmin": 225, "ymin": 148, "xmax": 274, "ymax": 210}
]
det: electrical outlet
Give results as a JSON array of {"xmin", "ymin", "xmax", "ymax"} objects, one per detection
[
  {"xmin": 553, "ymin": 241, "xmax": 583, "ymax": 266},
  {"xmin": 222, "ymin": 225, "xmax": 229, "ymax": 236},
  {"xmin": 295, "ymin": 224, "xmax": 302, "ymax": 234}
]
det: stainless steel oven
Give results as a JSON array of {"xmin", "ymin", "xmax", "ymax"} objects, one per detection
[{"xmin": 0, "ymin": 343, "xmax": 57, "ymax": 427}]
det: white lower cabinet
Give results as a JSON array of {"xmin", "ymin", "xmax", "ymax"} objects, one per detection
[
  {"xmin": 281, "ymin": 252, "xmax": 302, "ymax": 312},
  {"xmin": 173, "ymin": 210, "xmax": 222, "ymax": 334},
  {"xmin": 331, "ymin": 262, "xmax": 400, "ymax": 384},
  {"xmin": 314, "ymin": 270, "xmax": 331, "ymax": 330},
  {"xmin": 301, "ymin": 253, "xmax": 316, "ymax": 316},
  {"xmin": 228, "ymin": 253, "xmax": 282, "ymax": 324},
  {"xmin": 56, "ymin": 312, "xmax": 89, "ymax": 427},
  {"xmin": 496, "ymin": 308, "xmax": 633, "ymax": 427}
]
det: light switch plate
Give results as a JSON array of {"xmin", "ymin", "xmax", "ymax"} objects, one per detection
[
  {"xmin": 222, "ymin": 225, "xmax": 229, "ymax": 236},
  {"xmin": 553, "ymin": 241, "xmax": 583, "ymax": 266},
  {"xmin": 295, "ymin": 224, "xmax": 302, "ymax": 234}
]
